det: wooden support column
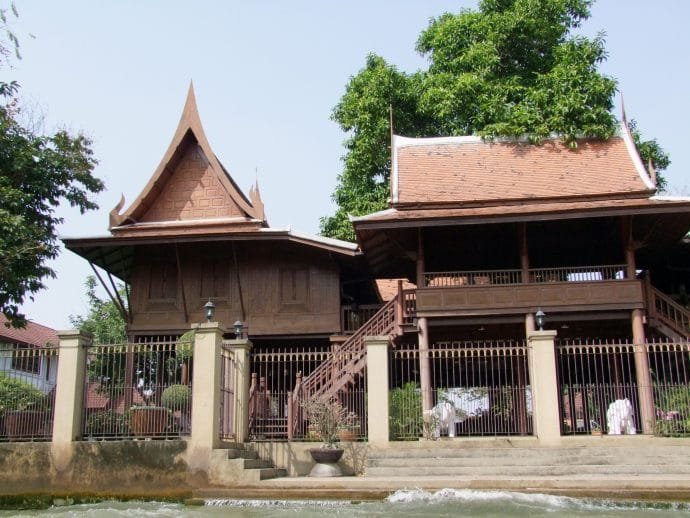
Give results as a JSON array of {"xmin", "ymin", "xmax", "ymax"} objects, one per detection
[
  {"xmin": 632, "ymin": 309, "xmax": 655, "ymax": 433},
  {"xmin": 621, "ymin": 216, "xmax": 636, "ymax": 280},
  {"xmin": 416, "ymin": 229, "xmax": 433, "ymax": 413},
  {"xmin": 519, "ymin": 223, "xmax": 530, "ymax": 283}
]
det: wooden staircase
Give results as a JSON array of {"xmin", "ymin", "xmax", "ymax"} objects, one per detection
[
  {"xmin": 645, "ymin": 278, "xmax": 690, "ymax": 339},
  {"xmin": 286, "ymin": 293, "xmax": 404, "ymax": 439}
]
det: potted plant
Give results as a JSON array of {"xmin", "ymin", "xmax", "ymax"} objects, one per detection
[
  {"xmin": 161, "ymin": 384, "xmax": 192, "ymax": 433},
  {"xmin": 301, "ymin": 394, "xmax": 351, "ymax": 477},
  {"xmin": 129, "ymin": 383, "xmax": 169, "ymax": 437},
  {"xmin": 337, "ymin": 412, "xmax": 360, "ymax": 442}
]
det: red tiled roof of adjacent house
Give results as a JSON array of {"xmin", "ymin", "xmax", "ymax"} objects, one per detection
[
  {"xmin": 375, "ymin": 279, "xmax": 417, "ymax": 302},
  {"xmin": 0, "ymin": 315, "xmax": 58, "ymax": 347},
  {"xmin": 392, "ymin": 127, "xmax": 655, "ymax": 207}
]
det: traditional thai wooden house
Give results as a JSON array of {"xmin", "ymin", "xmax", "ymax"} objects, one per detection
[
  {"xmin": 350, "ymin": 125, "xmax": 690, "ymax": 436},
  {"xmin": 63, "ymin": 86, "xmax": 377, "ymax": 345}
]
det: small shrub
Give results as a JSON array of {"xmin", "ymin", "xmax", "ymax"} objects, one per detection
[
  {"xmin": 161, "ymin": 384, "xmax": 191, "ymax": 411},
  {"xmin": 0, "ymin": 373, "xmax": 47, "ymax": 418},
  {"xmin": 389, "ymin": 382, "xmax": 423, "ymax": 440},
  {"xmin": 85, "ymin": 410, "xmax": 129, "ymax": 437}
]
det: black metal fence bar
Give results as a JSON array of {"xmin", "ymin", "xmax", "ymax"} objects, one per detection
[
  {"xmin": 0, "ymin": 344, "xmax": 58, "ymax": 441},
  {"xmin": 390, "ymin": 340, "xmax": 531, "ymax": 439},
  {"xmin": 219, "ymin": 346, "xmax": 235, "ymax": 440},
  {"xmin": 646, "ymin": 339, "xmax": 690, "ymax": 437},
  {"xmin": 248, "ymin": 344, "xmax": 367, "ymax": 442},
  {"xmin": 82, "ymin": 339, "xmax": 193, "ymax": 440},
  {"xmin": 557, "ymin": 339, "xmax": 639, "ymax": 435}
]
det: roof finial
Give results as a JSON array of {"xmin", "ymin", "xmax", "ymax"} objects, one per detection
[{"xmin": 620, "ymin": 92, "xmax": 628, "ymax": 127}]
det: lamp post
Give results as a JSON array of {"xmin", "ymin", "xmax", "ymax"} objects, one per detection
[
  {"xmin": 535, "ymin": 309, "xmax": 546, "ymax": 331},
  {"xmin": 204, "ymin": 298, "xmax": 215, "ymax": 323},
  {"xmin": 233, "ymin": 320, "xmax": 244, "ymax": 339}
]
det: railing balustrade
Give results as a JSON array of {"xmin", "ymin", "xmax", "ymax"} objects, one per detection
[
  {"xmin": 0, "ymin": 343, "xmax": 58, "ymax": 441},
  {"xmin": 82, "ymin": 339, "xmax": 193, "ymax": 440},
  {"xmin": 219, "ymin": 345, "xmax": 235, "ymax": 440},
  {"xmin": 424, "ymin": 264, "xmax": 628, "ymax": 288},
  {"xmin": 249, "ymin": 344, "xmax": 367, "ymax": 441},
  {"xmin": 389, "ymin": 340, "xmax": 531, "ymax": 439},
  {"xmin": 341, "ymin": 304, "xmax": 382, "ymax": 333}
]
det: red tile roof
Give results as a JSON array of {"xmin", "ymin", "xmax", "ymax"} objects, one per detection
[
  {"xmin": 375, "ymin": 279, "xmax": 417, "ymax": 302},
  {"xmin": 392, "ymin": 128, "xmax": 655, "ymax": 207},
  {"xmin": 0, "ymin": 315, "xmax": 58, "ymax": 347}
]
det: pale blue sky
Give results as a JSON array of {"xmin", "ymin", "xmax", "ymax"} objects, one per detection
[{"xmin": 7, "ymin": 1, "xmax": 690, "ymax": 329}]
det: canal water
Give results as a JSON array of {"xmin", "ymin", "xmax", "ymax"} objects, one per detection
[{"xmin": 2, "ymin": 489, "xmax": 689, "ymax": 517}]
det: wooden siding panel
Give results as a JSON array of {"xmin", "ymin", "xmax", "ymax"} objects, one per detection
[
  {"xmin": 129, "ymin": 243, "xmax": 341, "ymax": 335},
  {"xmin": 416, "ymin": 280, "xmax": 644, "ymax": 317}
]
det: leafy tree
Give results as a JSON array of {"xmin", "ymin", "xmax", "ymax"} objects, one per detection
[
  {"xmin": 0, "ymin": 7, "xmax": 104, "ymax": 327},
  {"xmin": 69, "ymin": 276, "xmax": 127, "ymax": 345},
  {"xmin": 322, "ymin": 0, "xmax": 668, "ymax": 241}
]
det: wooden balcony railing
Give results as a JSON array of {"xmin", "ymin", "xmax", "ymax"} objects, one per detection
[
  {"xmin": 341, "ymin": 304, "xmax": 383, "ymax": 333},
  {"xmin": 425, "ymin": 264, "xmax": 628, "ymax": 287}
]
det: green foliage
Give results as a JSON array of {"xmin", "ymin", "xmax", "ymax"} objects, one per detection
[
  {"xmin": 301, "ymin": 394, "xmax": 352, "ymax": 448},
  {"xmin": 0, "ymin": 372, "xmax": 46, "ymax": 417},
  {"xmin": 654, "ymin": 386, "xmax": 690, "ymax": 437},
  {"xmin": 70, "ymin": 276, "xmax": 127, "ymax": 345},
  {"xmin": 628, "ymin": 119, "xmax": 670, "ymax": 192},
  {"xmin": 321, "ymin": 0, "xmax": 668, "ymax": 240},
  {"xmin": 389, "ymin": 382, "xmax": 423, "ymax": 440},
  {"xmin": 84, "ymin": 410, "xmax": 130, "ymax": 437},
  {"xmin": 161, "ymin": 384, "xmax": 191, "ymax": 412},
  {"xmin": 0, "ymin": 20, "xmax": 103, "ymax": 326}
]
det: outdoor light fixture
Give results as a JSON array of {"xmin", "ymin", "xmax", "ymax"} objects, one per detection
[
  {"xmin": 233, "ymin": 320, "xmax": 244, "ymax": 339},
  {"xmin": 535, "ymin": 309, "xmax": 546, "ymax": 331},
  {"xmin": 204, "ymin": 298, "xmax": 215, "ymax": 323}
]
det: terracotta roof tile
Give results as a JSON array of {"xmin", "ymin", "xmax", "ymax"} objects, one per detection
[
  {"xmin": 393, "ymin": 130, "xmax": 654, "ymax": 206},
  {"xmin": 375, "ymin": 279, "xmax": 416, "ymax": 302},
  {"xmin": 0, "ymin": 315, "xmax": 58, "ymax": 347}
]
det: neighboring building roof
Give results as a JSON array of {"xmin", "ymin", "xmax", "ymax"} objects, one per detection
[
  {"xmin": 375, "ymin": 279, "xmax": 416, "ymax": 302},
  {"xmin": 0, "ymin": 315, "xmax": 58, "ymax": 347},
  {"xmin": 391, "ymin": 124, "xmax": 655, "ymax": 208}
]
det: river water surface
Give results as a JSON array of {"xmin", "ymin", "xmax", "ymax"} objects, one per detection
[{"xmin": 2, "ymin": 489, "xmax": 690, "ymax": 517}]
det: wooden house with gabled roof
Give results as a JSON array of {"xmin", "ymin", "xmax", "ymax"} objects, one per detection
[
  {"xmin": 353, "ymin": 125, "xmax": 690, "ymax": 341},
  {"xmin": 64, "ymin": 85, "xmax": 377, "ymax": 342}
]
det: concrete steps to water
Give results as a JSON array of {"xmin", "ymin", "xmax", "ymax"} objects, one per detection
[
  {"xmin": 211, "ymin": 442, "xmax": 287, "ymax": 484},
  {"xmin": 365, "ymin": 439, "xmax": 690, "ymax": 479}
]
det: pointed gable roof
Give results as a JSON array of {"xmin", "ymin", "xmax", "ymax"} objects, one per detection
[{"xmin": 110, "ymin": 83, "xmax": 266, "ymax": 235}]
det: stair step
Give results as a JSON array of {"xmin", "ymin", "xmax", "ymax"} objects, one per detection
[{"xmin": 243, "ymin": 458, "xmax": 273, "ymax": 469}]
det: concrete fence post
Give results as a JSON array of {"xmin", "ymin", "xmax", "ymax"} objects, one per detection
[
  {"xmin": 527, "ymin": 329, "xmax": 561, "ymax": 446},
  {"xmin": 188, "ymin": 322, "xmax": 225, "ymax": 470},
  {"xmin": 225, "ymin": 338, "xmax": 252, "ymax": 442},
  {"xmin": 51, "ymin": 329, "xmax": 92, "ymax": 470},
  {"xmin": 365, "ymin": 336, "xmax": 390, "ymax": 447}
]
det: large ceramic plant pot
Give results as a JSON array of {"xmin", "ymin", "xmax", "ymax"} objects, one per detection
[
  {"xmin": 4, "ymin": 410, "xmax": 49, "ymax": 438},
  {"xmin": 130, "ymin": 406, "xmax": 169, "ymax": 437},
  {"xmin": 308, "ymin": 448, "xmax": 344, "ymax": 477}
]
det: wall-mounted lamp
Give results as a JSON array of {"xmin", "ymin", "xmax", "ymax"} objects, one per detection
[
  {"xmin": 535, "ymin": 309, "xmax": 546, "ymax": 331},
  {"xmin": 233, "ymin": 320, "xmax": 244, "ymax": 339},
  {"xmin": 204, "ymin": 298, "xmax": 215, "ymax": 323}
]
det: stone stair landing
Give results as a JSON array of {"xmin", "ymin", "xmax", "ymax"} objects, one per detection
[{"xmin": 366, "ymin": 437, "xmax": 690, "ymax": 479}]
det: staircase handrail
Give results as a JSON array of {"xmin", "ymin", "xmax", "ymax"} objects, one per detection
[{"xmin": 646, "ymin": 278, "xmax": 690, "ymax": 338}]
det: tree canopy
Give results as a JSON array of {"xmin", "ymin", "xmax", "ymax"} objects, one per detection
[
  {"xmin": 0, "ymin": 5, "xmax": 104, "ymax": 327},
  {"xmin": 69, "ymin": 276, "xmax": 127, "ymax": 345},
  {"xmin": 321, "ymin": 0, "xmax": 669, "ymax": 241}
]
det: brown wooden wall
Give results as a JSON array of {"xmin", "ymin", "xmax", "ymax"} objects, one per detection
[{"xmin": 128, "ymin": 241, "xmax": 342, "ymax": 336}]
